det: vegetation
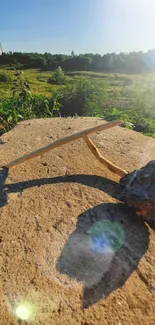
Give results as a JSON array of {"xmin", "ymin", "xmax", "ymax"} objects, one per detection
[
  {"xmin": 1, "ymin": 49, "xmax": 155, "ymax": 74},
  {"xmin": 57, "ymin": 79, "xmax": 107, "ymax": 117},
  {"xmin": 0, "ymin": 71, "xmax": 12, "ymax": 83},
  {"xmin": 48, "ymin": 66, "xmax": 66, "ymax": 85},
  {"xmin": 1, "ymin": 52, "xmax": 155, "ymax": 138}
]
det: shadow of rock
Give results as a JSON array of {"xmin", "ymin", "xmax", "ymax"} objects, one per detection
[{"xmin": 56, "ymin": 203, "xmax": 149, "ymax": 308}]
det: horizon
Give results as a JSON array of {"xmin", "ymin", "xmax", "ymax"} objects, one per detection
[
  {"xmin": 1, "ymin": 0, "xmax": 155, "ymax": 54},
  {"xmin": 1, "ymin": 49, "xmax": 155, "ymax": 56}
]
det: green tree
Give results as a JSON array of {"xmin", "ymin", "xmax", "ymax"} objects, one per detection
[{"xmin": 48, "ymin": 66, "xmax": 66, "ymax": 85}]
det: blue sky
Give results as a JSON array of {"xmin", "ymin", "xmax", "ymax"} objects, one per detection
[{"xmin": 1, "ymin": 0, "xmax": 155, "ymax": 54}]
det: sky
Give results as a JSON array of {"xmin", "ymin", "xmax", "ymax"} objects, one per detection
[{"xmin": 1, "ymin": 0, "xmax": 155, "ymax": 54}]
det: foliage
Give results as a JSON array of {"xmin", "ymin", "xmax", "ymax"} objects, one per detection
[
  {"xmin": 0, "ymin": 71, "xmax": 12, "ymax": 82},
  {"xmin": 1, "ymin": 64, "xmax": 155, "ymax": 139},
  {"xmin": 11, "ymin": 69, "xmax": 31, "ymax": 99},
  {"xmin": 1, "ymin": 49, "xmax": 155, "ymax": 73},
  {"xmin": 0, "ymin": 68, "xmax": 62, "ymax": 135},
  {"xmin": 0, "ymin": 71, "xmax": 32, "ymax": 135},
  {"xmin": 48, "ymin": 66, "xmax": 66, "ymax": 85},
  {"xmin": 0, "ymin": 78, "xmax": 107, "ymax": 134},
  {"xmin": 0, "ymin": 95, "xmax": 58, "ymax": 135},
  {"xmin": 102, "ymin": 106, "xmax": 155, "ymax": 135},
  {"xmin": 58, "ymin": 79, "xmax": 108, "ymax": 116}
]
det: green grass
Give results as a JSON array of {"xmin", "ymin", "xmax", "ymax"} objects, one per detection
[
  {"xmin": 0, "ymin": 68, "xmax": 60, "ymax": 98},
  {"xmin": 1, "ymin": 67, "xmax": 155, "ymax": 104},
  {"xmin": 1, "ymin": 66, "xmax": 155, "ymax": 137}
]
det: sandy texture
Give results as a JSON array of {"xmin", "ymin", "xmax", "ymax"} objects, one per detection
[{"xmin": 0, "ymin": 117, "xmax": 155, "ymax": 325}]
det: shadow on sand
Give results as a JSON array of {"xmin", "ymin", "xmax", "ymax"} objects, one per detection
[{"xmin": 0, "ymin": 172, "xmax": 121, "ymax": 208}]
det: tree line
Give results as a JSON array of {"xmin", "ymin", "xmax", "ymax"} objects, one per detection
[{"xmin": 0, "ymin": 49, "xmax": 155, "ymax": 73}]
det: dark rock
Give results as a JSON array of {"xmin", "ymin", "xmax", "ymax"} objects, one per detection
[{"xmin": 120, "ymin": 160, "xmax": 155, "ymax": 224}]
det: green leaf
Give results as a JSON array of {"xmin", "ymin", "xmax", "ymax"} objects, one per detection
[{"xmin": 17, "ymin": 114, "xmax": 23, "ymax": 119}]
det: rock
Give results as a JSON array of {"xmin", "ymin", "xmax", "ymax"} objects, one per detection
[{"xmin": 120, "ymin": 160, "xmax": 155, "ymax": 224}]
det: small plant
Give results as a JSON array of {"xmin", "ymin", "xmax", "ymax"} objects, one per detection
[
  {"xmin": 73, "ymin": 113, "xmax": 79, "ymax": 118},
  {"xmin": 0, "ymin": 116, "xmax": 9, "ymax": 135},
  {"xmin": 11, "ymin": 69, "xmax": 31, "ymax": 99},
  {"xmin": 0, "ymin": 72, "xmax": 12, "ymax": 83},
  {"xmin": 48, "ymin": 66, "xmax": 66, "ymax": 85},
  {"xmin": 0, "ymin": 70, "xmax": 33, "ymax": 134}
]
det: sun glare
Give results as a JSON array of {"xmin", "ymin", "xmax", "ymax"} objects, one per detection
[{"xmin": 15, "ymin": 303, "xmax": 32, "ymax": 321}]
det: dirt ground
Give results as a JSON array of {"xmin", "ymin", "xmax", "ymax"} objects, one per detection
[{"xmin": 0, "ymin": 117, "xmax": 155, "ymax": 325}]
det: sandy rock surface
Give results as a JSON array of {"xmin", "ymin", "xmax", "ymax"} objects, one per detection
[{"xmin": 0, "ymin": 117, "xmax": 155, "ymax": 325}]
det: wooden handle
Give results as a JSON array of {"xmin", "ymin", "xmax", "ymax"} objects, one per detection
[
  {"xmin": 83, "ymin": 135, "xmax": 128, "ymax": 177},
  {"xmin": 5, "ymin": 120, "xmax": 122, "ymax": 169}
]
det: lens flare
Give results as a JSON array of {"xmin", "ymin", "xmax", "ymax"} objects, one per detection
[
  {"xmin": 16, "ymin": 303, "xmax": 32, "ymax": 320},
  {"xmin": 87, "ymin": 220, "xmax": 125, "ymax": 253}
]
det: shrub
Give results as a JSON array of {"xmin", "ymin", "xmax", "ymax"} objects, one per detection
[
  {"xmin": 0, "ymin": 72, "xmax": 12, "ymax": 83},
  {"xmin": 132, "ymin": 119, "xmax": 155, "ymax": 134},
  {"xmin": 0, "ymin": 71, "xmax": 33, "ymax": 134},
  {"xmin": 58, "ymin": 79, "xmax": 108, "ymax": 116},
  {"xmin": 11, "ymin": 69, "xmax": 31, "ymax": 100},
  {"xmin": 31, "ymin": 95, "xmax": 53, "ymax": 118},
  {"xmin": 48, "ymin": 66, "xmax": 66, "ymax": 85},
  {"xmin": 0, "ymin": 93, "xmax": 61, "ymax": 135}
]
